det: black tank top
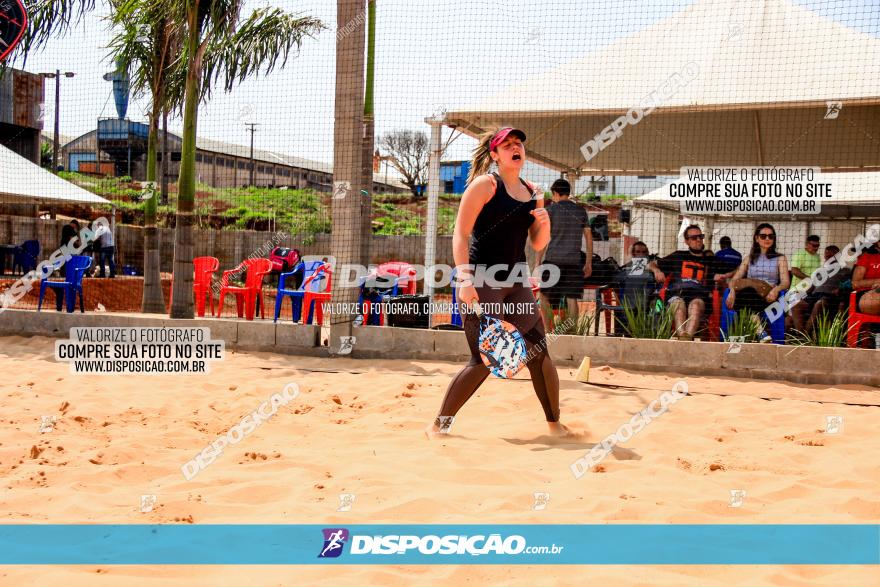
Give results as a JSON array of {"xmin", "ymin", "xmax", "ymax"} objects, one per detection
[{"xmin": 469, "ymin": 172, "xmax": 537, "ymax": 281}]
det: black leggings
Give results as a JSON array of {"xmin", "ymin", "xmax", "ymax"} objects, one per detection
[{"xmin": 437, "ymin": 286, "xmax": 560, "ymax": 422}]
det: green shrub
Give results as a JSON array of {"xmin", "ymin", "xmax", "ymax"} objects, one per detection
[
  {"xmin": 789, "ymin": 311, "xmax": 850, "ymax": 347},
  {"xmin": 538, "ymin": 299, "xmax": 595, "ymax": 336},
  {"xmin": 621, "ymin": 292, "xmax": 674, "ymax": 339},
  {"xmin": 724, "ymin": 309, "xmax": 759, "ymax": 342}
]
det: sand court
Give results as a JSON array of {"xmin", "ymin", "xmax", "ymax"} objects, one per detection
[{"xmin": 0, "ymin": 334, "xmax": 877, "ymax": 584}]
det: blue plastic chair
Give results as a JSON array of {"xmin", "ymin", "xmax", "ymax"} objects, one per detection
[
  {"xmin": 13, "ymin": 240, "xmax": 39, "ymax": 275},
  {"xmin": 357, "ymin": 268, "xmax": 409, "ymax": 326},
  {"xmin": 720, "ymin": 288, "xmax": 786, "ymax": 344},
  {"xmin": 38, "ymin": 255, "xmax": 92, "ymax": 313},
  {"xmin": 274, "ymin": 260, "xmax": 325, "ymax": 323}
]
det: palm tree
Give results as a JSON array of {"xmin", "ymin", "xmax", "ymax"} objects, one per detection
[
  {"xmin": 164, "ymin": 0, "xmax": 323, "ymax": 319},
  {"xmin": 108, "ymin": 0, "xmax": 184, "ymax": 314},
  {"xmin": 18, "ymin": 0, "xmax": 322, "ymax": 320},
  {"xmin": 360, "ymin": 0, "xmax": 376, "ymax": 266}
]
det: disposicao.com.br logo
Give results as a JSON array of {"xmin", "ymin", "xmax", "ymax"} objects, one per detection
[{"xmin": 317, "ymin": 528, "xmax": 563, "ymax": 558}]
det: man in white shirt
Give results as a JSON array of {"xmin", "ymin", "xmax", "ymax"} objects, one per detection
[{"xmin": 94, "ymin": 222, "xmax": 116, "ymax": 278}]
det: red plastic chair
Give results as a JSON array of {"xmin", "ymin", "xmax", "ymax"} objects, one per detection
[
  {"xmin": 302, "ymin": 263, "xmax": 333, "ymax": 325},
  {"xmin": 193, "ymin": 256, "xmax": 219, "ymax": 318},
  {"xmin": 361, "ymin": 261, "xmax": 418, "ymax": 326},
  {"xmin": 216, "ymin": 258, "xmax": 273, "ymax": 320},
  {"xmin": 381, "ymin": 261, "xmax": 418, "ymax": 294},
  {"xmin": 847, "ymin": 289, "xmax": 880, "ymax": 348}
]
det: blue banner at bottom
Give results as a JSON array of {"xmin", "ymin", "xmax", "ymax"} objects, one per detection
[{"xmin": 0, "ymin": 525, "xmax": 877, "ymax": 565}]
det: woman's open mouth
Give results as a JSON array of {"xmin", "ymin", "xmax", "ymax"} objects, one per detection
[{"xmin": 512, "ymin": 153, "xmax": 522, "ymax": 161}]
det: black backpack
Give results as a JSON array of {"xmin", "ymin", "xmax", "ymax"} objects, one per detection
[{"xmin": 584, "ymin": 253, "xmax": 620, "ymax": 285}]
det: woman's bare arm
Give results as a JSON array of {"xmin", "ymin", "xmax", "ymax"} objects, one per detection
[
  {"xmin": 776, "ymin": 256, "xmax": 791, "ymax": 291},
  {"xmin": 851, "ymin": 265, "xmax": 880, "ymax": 289}
]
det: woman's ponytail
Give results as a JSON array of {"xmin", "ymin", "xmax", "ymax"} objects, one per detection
[{"xmin": 466, "ymin": 127, "xmax": 499, "ymax": 186}]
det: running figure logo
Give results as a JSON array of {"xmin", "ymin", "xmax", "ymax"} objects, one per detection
[
  {"xmin": 824, "ymin": 101, "xmax": 842, "ymax": 120},
  {"xmin": 337, "ymin": 493, "xmax": 356, "ymax": 512},
  {"xmin": 337, "ymin": 336, "xmax": 356, "ymax": 356},
  {"xmin": 333, "ymin": 181, "xmax": 351, "ymax": 200},
  {"xmin": 318, "ymin": 528, "xmax": 349, "ymax": 558},
  {"xmin": 727, "ymin": 335, "xmax": 746, "ymax": 353},
  {"xmin": 532, "ymin": 492, "xmax": 550, "ymax": 511},
  {"xmin": 728, "ymin": 489, "xmax": 746, "ymax": 508},
  {"xmin": 629, "ymin": 257, "xmax": 648, "ymax": 276},
  {"xmin": 39, "ymin": 415, "xmax": 57, "ymax": 433},
  {"xmin": 825, "ymin": 415, "xmax": 843, "ymax": 434},
  {"xmin": 437, "ymin": 415, "xmax": 454, "ymax": 434},
  {"xmin": 140, "ymin": 494, "xmax": 157, "ymax": 513}
]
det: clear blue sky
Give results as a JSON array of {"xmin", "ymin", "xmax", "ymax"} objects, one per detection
[{"xmin": 12, "ymin": 0, "xmax": 879, "ymax": 174}]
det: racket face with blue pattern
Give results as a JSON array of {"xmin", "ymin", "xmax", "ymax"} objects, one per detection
[{"xmin": 473, "ymin": 302, "xmax": 528, "ymax": 378}]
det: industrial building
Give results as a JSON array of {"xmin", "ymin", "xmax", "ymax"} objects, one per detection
[
  {"xmin": 60, "ymin": 124, "xmax": 407, "ymax": 194},
  {"xmin": 0, "ymin": 67, "xmax": 44, "ymax": 164}
]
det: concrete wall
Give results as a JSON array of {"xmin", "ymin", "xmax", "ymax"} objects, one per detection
[
  {"xmin": 0, "ymin": 309, "xmax": 319, "ymax": 354},
  {"xmin": 2, "ymin": 309, "xmax": 877, "ymax": 387}
]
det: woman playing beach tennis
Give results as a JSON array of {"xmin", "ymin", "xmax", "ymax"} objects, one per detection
[{"xmin": 425, "ymin": 127, "xmax": 577, "ymax": 439}]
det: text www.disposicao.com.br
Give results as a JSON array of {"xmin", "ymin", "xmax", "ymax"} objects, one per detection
[{"xmin": 73, "ymin": 360, "xmax": 207, "ymax": 373}]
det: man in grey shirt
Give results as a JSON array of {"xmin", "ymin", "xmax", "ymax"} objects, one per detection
[
  {"xmin": 94, "ymin": 221, "xmax": 116, "ymax": 278},
  {"xmin": 537, "ymin": 178, "xmax": 592, "ymax": 330}
]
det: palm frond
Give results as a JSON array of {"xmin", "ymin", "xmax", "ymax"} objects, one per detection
[
  {"xmin": 201, "ymin": 8, "xmax": 325, "ymax": 98},
  {"xmin": 107, "ymin": 0, "xmax": 186, "ymax": 113},
  {"xmin": 20, "ymin": 0, "xmax": 97, "ymax": 58}
]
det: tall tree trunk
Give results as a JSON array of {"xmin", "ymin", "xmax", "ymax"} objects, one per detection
[
  {"xmin": 161, "ymin": 109, "xmax": 169, "ymax": 206},
  {"xmin": 360, "ymin": 0, "xmax": 376, "ymax": 267},
  {"xmin": 169, "ymin": 21, "xmax": 202, "ymax": 319},
  {"xmin": 330, "ymin": 0, "xmax": 367, "ymax": 345},
  {"xmin": 141, "ymin": 102, "xmax": 166, "ymax": 313}
]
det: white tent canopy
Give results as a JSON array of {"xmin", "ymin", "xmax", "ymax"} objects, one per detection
[
  {"xmin": 0, "ymin": 144, "xmax": 110, "ymax": 206},
  {"xmin": 443, "ymin": 0, "xmax": 880, "ymax": 175},
  {"xmin": 633, "ymin": 171, "xmax": 880, "ymax": 219},
  {"xmin": 629, "ymin": 172, "xmax": 880, "ymax": 258}
]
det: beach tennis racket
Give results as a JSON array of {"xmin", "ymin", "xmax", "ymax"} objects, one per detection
[{"xmin": 473, "ymin": 301, "xmax": 528, "ymax": 379}]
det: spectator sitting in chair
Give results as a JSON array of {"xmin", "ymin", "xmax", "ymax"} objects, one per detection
[
  {"xmin": 657, "ymin": 225, "xmax": 732, "ymax": 341},
  {"xmin": 714, "ymin": 236, "xmax": 742, "ymax": 273},
  {"xmin": 791, "ymin": 245, "xmax": 851, "ymax": 333},
  {"xmin": 617, "ymin": 241, "xmax": 665, "ymax": 307},
  {"xmin": 852, "ymin": 243, "xmax": 880, "ymax": 316},
  {"xmin": 790, "ymin": 234, "xmax": 822, "ymax": 331},
  {"xmin": 611, "ymin": 242, "xmax": 666, "ymax": 336},
  {"xmin": 726, "ymin": 223, "xmax": 791, "ymax": 343}
]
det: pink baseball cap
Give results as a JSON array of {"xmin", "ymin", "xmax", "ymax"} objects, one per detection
[{"xmin": 489, "ymin": 127, "xmax": 527, "ymax": 151}]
